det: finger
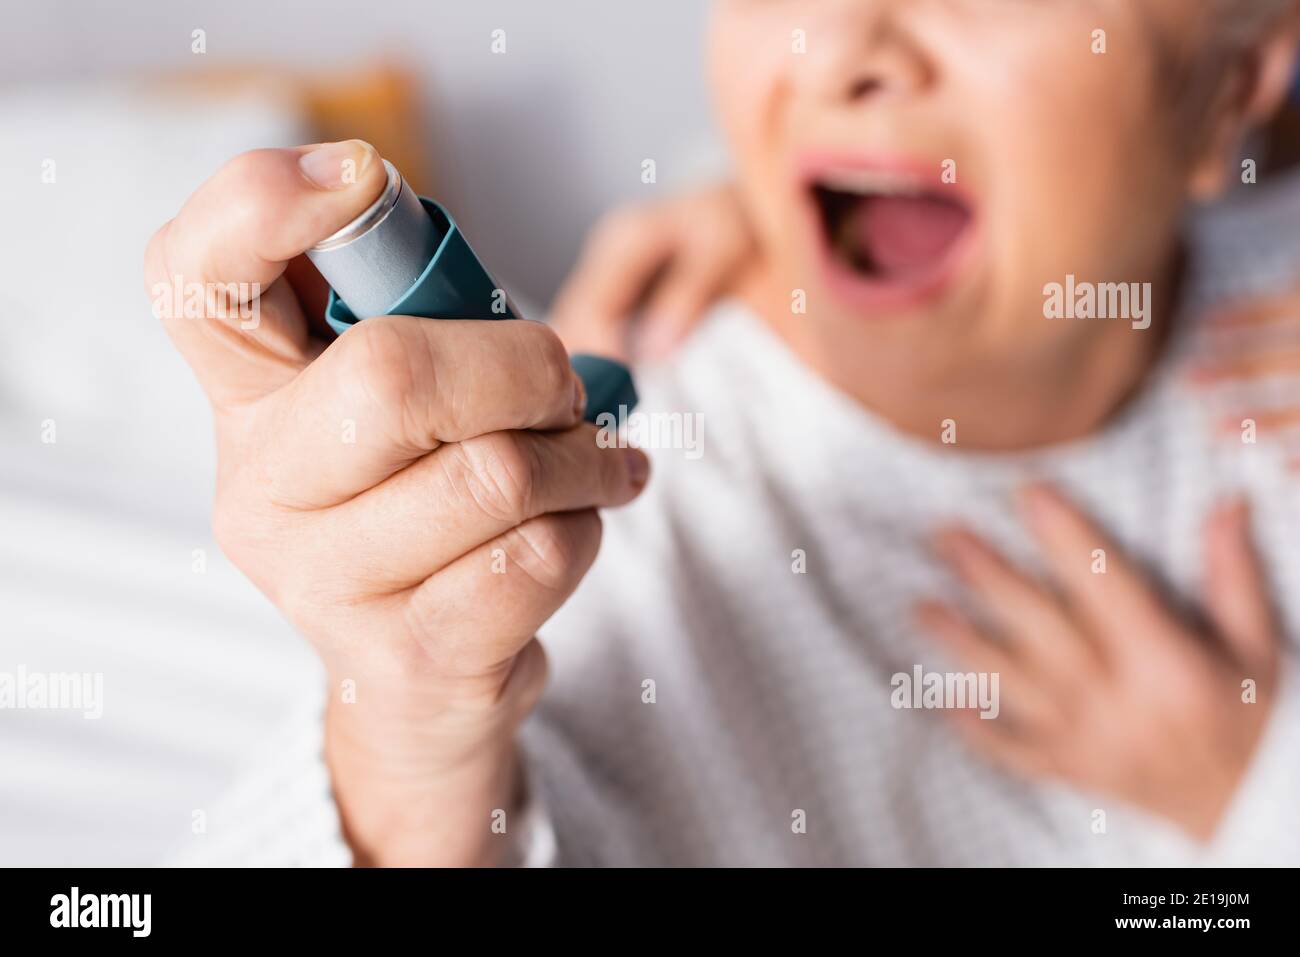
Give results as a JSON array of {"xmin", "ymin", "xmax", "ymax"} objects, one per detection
[
  {"xmin": 1188, "ymin": 347, "xmax": 1300, "ymax": 385},
  {"xmin": 320, "ymin": 425, "xmax": 650, "ymax": 589},
  {"xmin": 636, "ymin": 197, "xmax": 752, "ymax": 360},
  {"xmin": 945, "ymin": 707, "xmax": 1055, "ymax": 780},
  {"xmin": 1018, "ymin": 484, "xmax": 1178, "ymax": 655},
  {"xmin": 1213, "ymin": 406, "xmax": 1300, "ymax": 438},
  {"xmin": 934, "ymin": 527, "xmax": 1099, "ymax": 682},
  {"xmin": 402, "ymin": 509, "xmax": 605, "ymax": 674},
  {"xmin": 284, "ymin": 253, "xmax": 336, "ymax": 341},
  {"xmin": 914, "ymin": 600, "xmax": 1065, "ymax": 731},
  {"xmin": 1202, "ymin": 496, "xmax": 1279, "ymax": 670},
  {"xmin": 264, "ymin": 316, "xmax": 586, "ymax": 509},
  {"xmin": 549, "ymin": 206, "xmax": 678, "ymax": 358},
  {"xmin": 1203, "ymin": 294, "xmax": 1300, "ymax": 328},
  {"xmin": 144, "ymin": 141, "xmax": 390, "ymax": 406},
  {"xmin": 637, "ymin": 250, "xmax": 738, "ymax": 360}
]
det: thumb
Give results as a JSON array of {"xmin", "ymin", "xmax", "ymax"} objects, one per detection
[
  {"xmin": 144, "ymin": 141, "xmax": 389, "ymax": 407},
  {"xmin": 1202, "ymin": 496, "xmax": 1280, "ymax": 670}
]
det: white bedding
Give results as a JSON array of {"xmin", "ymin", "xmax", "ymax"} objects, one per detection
[{"xmin": 0, "ymin": 84, "xmax": 318, "ymax": 865}]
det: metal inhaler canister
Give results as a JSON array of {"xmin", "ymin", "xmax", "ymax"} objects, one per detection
[{"xmin": 305, "ymin": 160, "xmax": 637, "ymax": 424}]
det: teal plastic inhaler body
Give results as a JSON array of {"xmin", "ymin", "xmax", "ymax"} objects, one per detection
[{"xmin": 306, "ymin": 160, "xmax": 637, "ymax": 423}]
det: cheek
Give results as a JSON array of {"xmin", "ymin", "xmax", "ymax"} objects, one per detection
[
  {"xmin": 966, "ymin": 33, "xmax": 1186, "ymax": 285},
  {"xmin": 708, "ymin": 23, "xmax": 800, "ymax": 263},
  {"xmin": 707, "ymin": 9, "xmax": 790, "ymax": 156}
]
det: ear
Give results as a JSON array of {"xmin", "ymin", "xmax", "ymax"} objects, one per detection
[{"xmin": 1187, "ymin": 11, "xmax": 1300, "ymax": 201}]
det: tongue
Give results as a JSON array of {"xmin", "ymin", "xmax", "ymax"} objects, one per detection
[{"xmin": 846, "ymin": 195, "xmax": 969, "ymax": 275}]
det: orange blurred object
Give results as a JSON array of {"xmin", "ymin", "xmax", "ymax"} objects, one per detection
[{"xmin": 148, "ymin": 62, "xmax": 434, "ymax": 192}]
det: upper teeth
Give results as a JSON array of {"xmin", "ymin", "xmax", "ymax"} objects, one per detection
[{"xmin": 817, "ymin": 168, "xmax": 925, "ymax": 197}]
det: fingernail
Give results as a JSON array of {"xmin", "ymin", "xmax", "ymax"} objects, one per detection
[
  {"xmin": 572, "ymin": 375, "xmax": 587, "ymax": 421},
  {"xmin": 625, "ymin": 448, "xmax": 650, "ymax": 488},
  {"xmin": 299, "ymin": 140, "xmax": 374, "ymax": 190}
]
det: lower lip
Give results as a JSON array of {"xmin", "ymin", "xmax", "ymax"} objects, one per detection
[{"xmin": 802, "ymin": 191, "xmax": 979, "ymax": 315}]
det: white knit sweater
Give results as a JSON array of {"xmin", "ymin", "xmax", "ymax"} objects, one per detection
[{"xmin": 181, "ymin": 179, "xmax": 1300, "ymax": 868}]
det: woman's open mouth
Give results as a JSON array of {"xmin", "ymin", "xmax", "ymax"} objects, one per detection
[{"xmin": 802, "ymin": 158, "xmax": 977, "ymax": 312}]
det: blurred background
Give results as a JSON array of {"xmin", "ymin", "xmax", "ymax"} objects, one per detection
[
  {"xmin": 4, "ymin": 1, "xmax": 1300, "ymax": 868},
  {"xmin": 0, "ymin": 0, "xmax": 721, "ymax": 865},
  {"xmin": 3, "ymin": 0, "xmax": 723, "ymax": 307}
]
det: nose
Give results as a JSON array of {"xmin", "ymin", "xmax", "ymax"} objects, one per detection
[{"xmin": 799, "ymin": 1, "xmax": 933, "ymax": 105}]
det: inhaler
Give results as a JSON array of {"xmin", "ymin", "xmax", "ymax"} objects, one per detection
[{"xmin": 306, "ymin": 160, "xmax": 637, "ymax": 423}]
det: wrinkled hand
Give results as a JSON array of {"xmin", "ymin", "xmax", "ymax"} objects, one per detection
[
  {"xmin": 550, "ymin": 183, "xmax": 756, "ymax": 361},
  {"xmin": 145, "ymin": 141, "xmax": 650, "ymax": 865},
  {"xmin": 917, "ymin": 484, "xmax": 1280, "ymax": 840}
]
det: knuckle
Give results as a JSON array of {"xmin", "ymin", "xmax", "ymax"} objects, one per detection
[
  {"xmin": 221, "ymin": 148, "xmax": 271, "ymax": 184},
  {"xmin": 505, "ymin": 511, "xmax": 601, "ymax": 593},
  {"xmin": 210, "ymin": 149, "xmax": 306, "ymax": 260},
  {"xmin": 515, "ymin": 320, "xmax": 573, "ymax": 400},
  {"xmin": 142, "ymin": 221, "xmax": 174, "ymax": 304},
  {"xmin": 505, "ymin": 639, "xmax": 550, "ymax": 718},
  {"xmin": 339, "ymin": 316, "xmax": 431, "ymax": 424},
  {"xmin": 218, "ymin": 149, "xmax": 277, "ymax": 198},
  {"xmin": 273, "ymin": 569, "xmax": 324, "ymax": 633},
  {"xmin": 451, "ymin": 431, "xmax": 545, "ymax": 524},
  {"xmin": 210, "ymin": 496, "xmax": 243, "ymax": 559},
  {"xmin": 216, "ymin": 153, "xmax": 278, "ymax": 235},
  {"xmin": 210, "ymin": 480, "xmax": 269, "ymax": 563}
]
